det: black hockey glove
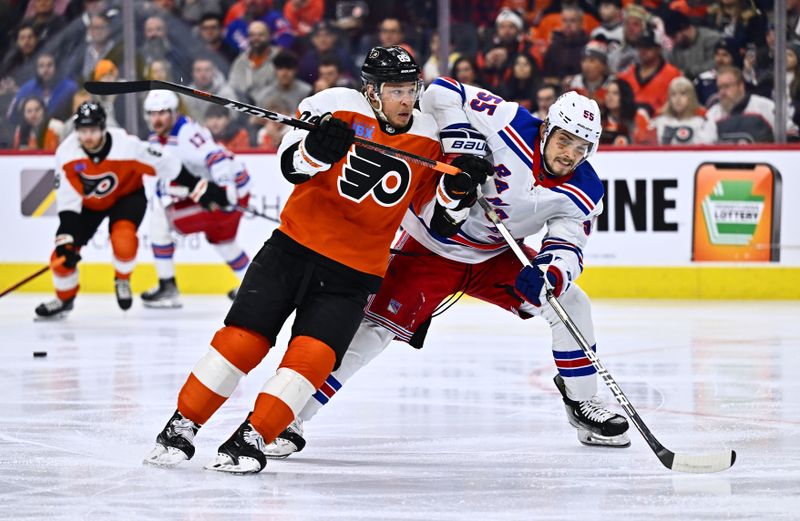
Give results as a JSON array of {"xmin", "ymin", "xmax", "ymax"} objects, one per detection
[
  {"xmin": 192, "ymin": 179, "xmax": 230, "ymax": 211},
  {"xmin": 55, "ymin": 234, "xmax": 81, "ymax": 268},
  {"xmin": 439, "ymin": 155, "xmax": 494, "ymax": 210},
  {"xmin": 302, "ymin": 113, "xmax": 355, "ymax": 165}
]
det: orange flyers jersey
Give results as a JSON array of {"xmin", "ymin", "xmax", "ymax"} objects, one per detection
[
  {"xmin": 277, "ymin": 87, "xmax": 443, "ymax": 277},
  {"xmin": 55, "ymin": 127, "xmax": 181, "ymax": 214}
]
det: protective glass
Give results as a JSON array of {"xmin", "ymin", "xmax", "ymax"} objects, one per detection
[{"xmin": 379, "ymin": 80, "xmax": 423, "ymax": 103}]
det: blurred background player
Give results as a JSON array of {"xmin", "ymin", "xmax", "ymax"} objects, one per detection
[
  {"xmin": 264, "ymin": 89, "xmax": 631, "ymax": 458},
  {"xmin": 140, "ymin": 90, "xmax": 252, "ymax": 308},
  {"xmin": 143, "ymin": 46, "xmax": 492, "ymax": 474},
  {"xmin": 35, "ymin": 102, "xmax": 180, "ymax": 319}
]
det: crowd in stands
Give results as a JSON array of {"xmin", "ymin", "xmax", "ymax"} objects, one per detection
[{"xmin": 1, "ymin": 0, "xmax": 798, "ymax": 152}]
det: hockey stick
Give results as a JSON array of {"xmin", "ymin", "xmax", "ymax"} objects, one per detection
[
  {"xmin": 476, "ymin": 197, "xmax": 737, "ymax": 474},
  {"xmin": 85, "ymin": 80, "xmax": 461, "ymax": 176},
  {"xmin": 0, "ymin": 257, "xmax": 65, "ymax": 299},
  {"xmin": 235, "ymin": 204, "xmax": 280, "ymax": 224}
]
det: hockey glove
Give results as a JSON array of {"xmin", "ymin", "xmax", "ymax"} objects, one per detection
[
  {"xmin": 514, "ymin": 253, "xmax": 570, "ymax": 307},
  {"xmin": 301, "ymin": 113, "xmax": 355, "ymax": 165},
  {"xmin": 55, "ymin": 234, "xmax": 81, "ymax": 269},
  {"xmin": 191, "ymin": 179, "xmax": 231, "ymax": 211},
  {"xmin": 436, "ymin": 155, "xmax": 494, "ymax": 211}
]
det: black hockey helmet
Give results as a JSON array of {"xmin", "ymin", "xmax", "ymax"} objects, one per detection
[
  {"xmin": 361, "ymin": 46, "xmax": 420, "ymax": 85},
  {"xmin": 74, "ymin": 102, "xmax": 107, "ymax": 130}
]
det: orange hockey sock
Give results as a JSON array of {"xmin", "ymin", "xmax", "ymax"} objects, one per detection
[
  {"xmin": 51, "ymin": 249, "xmax": 79, "ymax": 301},
  {"xmin": 110, "ymin": 220, "xmax": 138, "ymax": 279}
]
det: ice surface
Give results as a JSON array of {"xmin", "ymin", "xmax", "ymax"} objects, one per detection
[{"xmin": 1, "ymin": 294, "xmax": 798, "ymax": 520}]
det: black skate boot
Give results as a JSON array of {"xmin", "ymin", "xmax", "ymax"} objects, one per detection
[
  {"xmin": 34, "ymin": 297, "xmax": 74, "ymax": 320},
  {"xmin": 143, "ymin": 409, "xmax": 200, "ymax": 467},
  {"xmin": 263, "ymin": 418, "xmax": 306, "ymax": 459},
  {"xmin": 205, "ymin": 418, "xmax": 267, "ymax": 474},
  {"xmin": 554, "ymin": 374, "xmax": 630, "ymax": 448},
  {"xmin": 141, "ymin": 278, "xmax": 182, "ymax": 309},
  {"xmin": 115, "ymin": 278, "xmax": 132, "ymax": 310}
]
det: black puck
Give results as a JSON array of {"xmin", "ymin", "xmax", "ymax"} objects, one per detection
[{"xmin": 33, "ymin": 351, "xmax": 48, "ymax": 358}]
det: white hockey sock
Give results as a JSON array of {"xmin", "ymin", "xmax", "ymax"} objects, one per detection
[
  {"xmin": 152, "ymin": 243, "xmax": 176, "ymax": 280},
  {"xmin": 213, "ymin": 242, "xmax": 249, "ymax": 281},
  {"xmin": 298, "ymin": 319, "xmax": 394, "ymax": 422}
]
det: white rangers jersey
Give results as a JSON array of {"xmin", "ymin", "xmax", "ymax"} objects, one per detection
[
  {"xmin": 148, "ymin": 115, "xmax": 250, "ymax": 197},
  {"xmin": 56, "ymin": 127, "xmax": 181, "ymax": 214},
  {"xmin": 406, "ymin": 77, "xmax": 605, "ymax": 285}
]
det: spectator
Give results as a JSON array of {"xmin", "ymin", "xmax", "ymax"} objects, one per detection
[
  {"xmin": 478, "ymin": 9, "xmax": 536, "ymax": 90},
  {"xmin": 64, "ymin": 13, "xmax": 122, "ymax": 83},
  {"xmin": 139, "ymin": 14, "xmax": 194, "ymax": 83},
  {"xmin": 787, "ymin": 43, "xmax": 800, "ymax": 130},
  {"xmin": 92, "ymin": 59, "xmax": 125, "ymax": 129},
  {"xmin": 663, "ymin": 10, "xmax": 721, "ymax": 80},
  {"xmin": 313, "ymin": 56, "xmax": 356, "ymax": 92},
  {"xmin": 376, "ymin": 18, "xmax": 415, "ymax": 57},
  {"xmin": 283, "ymin": 0, "xmax": 324, "ymax": 37},
  {"xmin": 542, "ymin": 6, "xmax": 589, "ymax": 83},
  {"xmin": 707, "ymin": 65, "xmax": 791, "ymax": 143},
  {"xmin": 204, "ymin": 104, "xmax": 250, "ymax": 149},
  {"xmin": 600, "ymin": 78, "xmax": 650, "ymax": 144},
  {"xmin": 228, "ymin": 20, "xmax": 279, "ymax": 102},
  {"xmin": 694, "ymin": 36, "xmax": 743, "ymax": 106},
  {"xmin": 534, "ymin": 0, "xmax": 601, "ymax": 43},
  {"xmin": 0, "ymin": 23, "xmax": 41, "ymax": 88},
  {"xmin": 179, "ymin": 0, "xmax": 223, "ymax": 24},
  {"xmin": 617, "ymin": 28, "xmax": 682, "ymax": 115},
  {"xmin": 196, "ymin": 13, "xmax": 239, "ymax": 75},
  {"xmin": 252, "ymin": 51, "xmax": 311, "ymax": 112},
  {"xmin": 185, "ymin": 57, "xmax": 237, "ymax": 121},
  {"xmin": 7, "ymin": 52, "xmax": 77, "ymax": 124},
  {"xmin": 225, "ymin": 0, "xmax": 294, "ymax": 52},
  {"xmin": 298, "ymin": 21, "xmax": 353, "ymax": 85},
  {"xmin": 12, "ymin": 96, "xmax": 62, "ymax": 151},
  {"xmin": 500, "ymin": 53, "xmax": 540, "ymax": 110},
  {"xmin": 533, "ymin": 83, "xmax": 560, "ymax": 120},
  {"xmin": 451, "ymin": 56, "xmax": 483, "ymax": 88},
  {"xmin": 650, "ymin": 76, "xmax": 717, "ymax": 144},
  {"xmin": 255, "ymin": 96, "xmax": 290, "ymax": 151},
  {"xmin": 19, "ymin": 0, "xmax": 66, "ymax": 41},
  {"xmin": 742, "ymin": 24, "xmax": 776, "ymax": 98},
  {"xmin": 145, "ymin": 58, "xmax": 173, "ymax": 82},
  {"xmin": 422, "ymin": 33, "xmax": 459, "ymax": 85},
  {"xmin": 608, "ymin": 4, "xmax": 650, "ymax": 74},
  {"xmin": 568, "ymin": 39, "xmax": 611, "ymax": 107},
  {"xmin": 591, "ymin": 0, "xmax": 624, "ymax": 50},
  {"xmin": 789, "ymin": 0, "xmax": 800, "ymax": 41},
  {"xmin": 706, "ymin": 0, "xmax": 767, "ymax": 48}
]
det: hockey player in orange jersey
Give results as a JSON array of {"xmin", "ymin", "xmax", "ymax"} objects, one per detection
[
  {"xmin": 34, "ymin": 102, "xmax": 182, "ymax": 319},
  {"xmin": 144, "ymin": 46, "xmax": 495, "ymax": 473}
]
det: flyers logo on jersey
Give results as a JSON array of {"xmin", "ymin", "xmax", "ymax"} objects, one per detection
[
  {"xmin": 338, "ymin": 146, "xmax": 411, "ymax": 207},
  {"xmin": 79, "ymin": 171, "xmax": 119, "ymax": 198}
]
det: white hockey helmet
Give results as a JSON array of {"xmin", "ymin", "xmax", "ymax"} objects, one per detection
[
  {"xmin": 539, "ymin": 90, "xmax": 602, "ymax": 170},
  {"xmin": 143, "ymin": 89, "xmax": 179, "ymax": 112}
]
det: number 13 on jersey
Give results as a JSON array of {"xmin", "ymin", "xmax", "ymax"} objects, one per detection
[{"xmin": 469, "ymin": 92, "xmax": 503, "ymax": 115}]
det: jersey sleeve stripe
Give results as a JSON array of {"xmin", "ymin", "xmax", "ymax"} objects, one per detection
[
  {"xmin": 498, "ymin": 129, "xmax": 533, "ymax": 169},
  {"xmin": 431, "ymin": 77, "xmax": 466, "ymax": 103},
  {"xmin": 550, "ymin": 186, "xmax": 592, "ymax": 215},
  {"xmin": 504, "ymin": 124, "xmax": 535, "ymax": 159}
]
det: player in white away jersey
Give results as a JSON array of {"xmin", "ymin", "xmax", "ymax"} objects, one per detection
[
  {"xmin": 141, "ymin": 90, "xmax": 252, "ymax": 308},
  {"xmin": 264, "ymin": 84, "xmax": 632, "ymax": 457}
]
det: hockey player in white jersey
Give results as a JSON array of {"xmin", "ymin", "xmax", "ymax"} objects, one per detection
[
  {"xmin": 35, "ymin": 102, "xmax": 181, "ymax": 319},
  {"xmin": 264, "ymin": 83, "xmax": 631, "ymax": 457},
  {"xmin": 140, "ymin": 90, "xmax": 252, "ymax": 308}
]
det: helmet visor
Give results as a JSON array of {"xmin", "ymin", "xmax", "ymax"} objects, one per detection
[{"xmin": 378, "ymin": 79, "xmax": 424, "ymax": 104}]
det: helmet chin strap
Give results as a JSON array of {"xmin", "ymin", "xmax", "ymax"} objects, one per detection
[{"xmin": 364, "ymin": 84, "xmax": 390, "ymax": 123}]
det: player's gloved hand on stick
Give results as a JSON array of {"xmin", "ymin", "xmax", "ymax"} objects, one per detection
[
  {"xmin": 301, "ymin": 113, "xmax": 355, "ymax": 166},
  {"xmin": 190, "ymin": 179, "xmax": 230, "ymax": 211},
  {"xmin": 436, "ymin": 155, "xmax": 494, "ymax": 210},
  {"xmin": 514, "ymin": 253, "xmax": 570, "ymax": 307},
  {"xmin": 55, "ymin": 234, "xmax": 81, "ymax": 268}
]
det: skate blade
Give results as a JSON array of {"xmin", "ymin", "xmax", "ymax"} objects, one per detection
[
  {"xmin": 577, "ymin": 429, "xmax": 631, "ymax": 448},
  {"xmin": 143, "ymin": 445, "xmax": 189, "ymax": 467},
  {"xmin": 142, "ymin": 300, "xmax": 183, "ymax": 309},
  {"xmin": 263, "ymin": 440, "xmax": 298, "ymax": 459},
  {"xmin": 33, "ymin": 313, "xmax": 70, "ymax": 322},
  {"xmin": 204, "ymin": 453, "xmax": 264, "ymax": 474}
]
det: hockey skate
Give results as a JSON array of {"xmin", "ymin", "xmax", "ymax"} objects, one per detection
[
  {"xmin": 141, "ymin": 278, "xmax": 182, "ymax": 309},
  {"xmin": 205, "ymin": 419, "xmax": 267, "ymax": 474},
  {"xmin": 263, "ymin": 419, "xmax": 306, "ymax": 459},
  {"xmin": 554, "ymin": 374, "xmax": 630, "ymax": 448},
  {"xmin": 143, "ymin": 409, "xmax": 200, "ymax": 467},
  {"xmin": 115, "ymin": 278, "xmax": 133, "ymax": 310},
  {"xmin": 34, "ymin": 297, "xmax": 74, "ymax": 320}
]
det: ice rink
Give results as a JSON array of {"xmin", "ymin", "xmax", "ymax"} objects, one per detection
[{"xmin": 1, "ymin": 293, "xmax": 798, "ymax": 520}]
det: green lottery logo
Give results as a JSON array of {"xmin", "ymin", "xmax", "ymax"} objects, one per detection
[{"xmin": 702, "ymin": 180, "xmax": 764, "ymax": 245}]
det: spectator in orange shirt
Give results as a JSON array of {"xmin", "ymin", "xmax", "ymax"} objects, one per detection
[
  {"xmin": 283, "ymin": 0, "xmax": 324, "ymax": 37},
  {"xmin": 617, "ymin": 28, "xmax": 682, "ymax": 115},
  {"xmin": 13, "ymin": 96, "xmax": 62, "ymax": 151},
  {"xmin": 205, "ymin": 104, "xmax": 251, "ymax": 150}
]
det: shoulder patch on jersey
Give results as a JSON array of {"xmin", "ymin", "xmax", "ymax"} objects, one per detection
[{"xmin": 549, "ymin": 162, "xmax": 604, "ymax": 216}]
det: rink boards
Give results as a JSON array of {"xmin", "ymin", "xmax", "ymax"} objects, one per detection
[{"xmin": 1, "ymin": 147, "xmax": 799, "ymax": 298}]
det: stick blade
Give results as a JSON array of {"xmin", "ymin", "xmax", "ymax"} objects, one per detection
[
  {"xmin": 85, "ymin": 80, "xmax": 155, "ymax": 96},
  {"xmin": 667, "ymin": 450, "xmax": 737, "ymax": 474}
]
